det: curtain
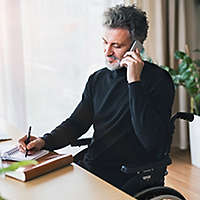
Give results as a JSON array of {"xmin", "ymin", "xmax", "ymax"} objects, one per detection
[
  {"xmin": 0, "ymin": 0, "xmax": 27, "ymax": 132},
  {"xmin": 1, "ymin": 0, "xmax": 199, "ymax": 146},
  {"xmin": 0, "ymin": 0, "xmax": 123, "ymax": 136},
  {"xmin": 127, "ymin": 0, "xmax": 200, "ymax": 149}
]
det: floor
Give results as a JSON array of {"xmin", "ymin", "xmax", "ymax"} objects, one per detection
[{"xmin": 166, "ymin": 147, "xmax": 200, "ymax": 200}]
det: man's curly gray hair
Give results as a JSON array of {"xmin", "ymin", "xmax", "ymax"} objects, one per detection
[{"xmin": 103, "ymin": 4, "xmax": 149, "ymax": 43}]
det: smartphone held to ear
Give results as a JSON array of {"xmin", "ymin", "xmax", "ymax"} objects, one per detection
[
  {"xmin": 119, "ymin": 40, "xmax": 143, "ymax": 68},
  {"xmin": 130, "ymin": 40, "xmax": 143, "ymax": 52}
]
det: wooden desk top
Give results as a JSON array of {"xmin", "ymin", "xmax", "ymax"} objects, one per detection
[
  {"xmin": 0, "ymin": 163, "xmax": 135, "ymax": 200},
  {"xmin": 0, "ymin": 118, "xmax": 135, "ymax": 200}
]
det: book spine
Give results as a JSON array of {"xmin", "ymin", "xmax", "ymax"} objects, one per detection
[{"xmin": 24, "ymin": 155, "xmax": 73, "ymax": 181}]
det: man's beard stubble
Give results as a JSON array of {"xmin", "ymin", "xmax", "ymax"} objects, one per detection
[{"xmin": 105, "ymin": 56, "xmax": 121, "ymax": 71}]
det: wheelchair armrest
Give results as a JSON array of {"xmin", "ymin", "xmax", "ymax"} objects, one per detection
[
  {"xmin": 71, "ymin": 138, "xmax": 92, "ymax": 147},
  {"xmin": 121, "ymin": 156, "xmax": 172, "ymax": 174},
  {"xmin": 171, "ymin": 112, "xmax": 194, "ymax": 123}
]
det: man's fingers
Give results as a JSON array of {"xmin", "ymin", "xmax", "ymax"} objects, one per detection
[
  {"xmin": 18, "ymin": 136, "xmax": 44, "ymax": 155},
  {"xmin": 27, "ymin": 148, "xmax": 38, "ymax": 155},
  {"xmin": 135, "ymin": 48, "xmax": 140, "ymax": 55},
  {"xmin": 27, "ymin": 140, "xmax": 37, "ymax": 150},
  {"xmin": 18, "ymin": 144, "xmax": 26, "ymax": 152},
  {"xmin": 120, "ymin": 56, "xmax": 135, "ymax": 67},
  {"xmin": 18, "ymin": 135, "xmax": 27, "ymax": 144},
  {"xmin": 18, "ymin": 135, "xmax": 28, "ymax": 151},
  {"xmin": 123, "ymin": 49, "xmax": 141, "ymax": 61},
  {"xmin": 27, "ymin": 138, "xmax": 44, "ymax": 151},
  {"xmin": 18, "ymin": 135, "xmax": 38, "ymax": 152}
]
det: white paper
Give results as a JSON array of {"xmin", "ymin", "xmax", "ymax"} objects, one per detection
[{"xmin": 1, "ymin": 146, "xmax": 49, "ymax": 161}]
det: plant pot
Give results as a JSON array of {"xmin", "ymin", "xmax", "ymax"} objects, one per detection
[{"xmin": 189, "ymin": 114, "xmax": 200, "ymax": 168}]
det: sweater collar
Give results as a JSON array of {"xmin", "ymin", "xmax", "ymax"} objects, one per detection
[{"xmin": 111, "ymin": 67, "xmax": 127, "ymax": 78}]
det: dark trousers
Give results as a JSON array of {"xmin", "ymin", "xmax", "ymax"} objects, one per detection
[{"xmin": 74, "ymin": 157, "xmax": 165, "ymax": 197}]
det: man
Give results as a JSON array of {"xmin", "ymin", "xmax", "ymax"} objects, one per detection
[{"xmin": 19, "ymin": 4, "xmax": 174, "ymax": 196}]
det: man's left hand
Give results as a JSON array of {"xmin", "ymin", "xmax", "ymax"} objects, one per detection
[{"xmin": 120, "ymin": 48, "xmax": 144, "ymax": 83}]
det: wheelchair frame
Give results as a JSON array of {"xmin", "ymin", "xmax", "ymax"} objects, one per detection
[{"xmin": 71, "ymin": 112, "xmax": 194, "ymax": 200}]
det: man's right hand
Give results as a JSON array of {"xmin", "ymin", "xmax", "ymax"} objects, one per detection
[{"xmin": 18, "ymin": 135, "xmax": 45, "ymax": 155}]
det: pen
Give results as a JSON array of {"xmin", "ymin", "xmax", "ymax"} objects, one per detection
[{"xmin": 25, "ymin": 126, "xmax": 32, "ymax": 157}]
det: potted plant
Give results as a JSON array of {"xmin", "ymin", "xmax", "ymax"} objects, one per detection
[
  {"xmin": 162, "ymin": 49, "xmax": 200, "ymax": 168},
  {"xmin": 0, "ymin": 160, "xmax": 37, "ymax": 200}
]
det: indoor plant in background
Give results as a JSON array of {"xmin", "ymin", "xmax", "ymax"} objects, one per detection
[
  {"xmin": 0, "ymin": 160, "xmax": 37, "ymax": 200},
  {"xmin": 162, "ymin": 48, "xmax": 200, "ymax": 168}
]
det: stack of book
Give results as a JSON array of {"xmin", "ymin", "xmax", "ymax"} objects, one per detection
[{"xmin": 1, "ymin": 146, "xmax": 73, "ymax": 181}]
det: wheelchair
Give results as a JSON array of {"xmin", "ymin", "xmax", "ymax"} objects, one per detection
[{"xmin": 71, "ymin": 112, "xmax": 194, "ymax": 200}]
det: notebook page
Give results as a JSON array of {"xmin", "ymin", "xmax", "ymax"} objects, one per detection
[{"xmin": 2, "ymin": 146, "xmax": 49, "ymax": 161}]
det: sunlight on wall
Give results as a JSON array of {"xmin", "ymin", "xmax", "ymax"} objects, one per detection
[{"xmin": 20, "ymin": 0, "xmax": 123, "ymax": 135}]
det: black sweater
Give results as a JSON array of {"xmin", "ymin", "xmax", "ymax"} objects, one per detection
[{"xmin": 42, "ymin": 61, "xmax": 174, "ymax": 168}]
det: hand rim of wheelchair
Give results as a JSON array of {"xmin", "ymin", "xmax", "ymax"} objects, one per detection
[{"xmin": 134, "ymin": 186, "xmax": 186, "ymax": 200}]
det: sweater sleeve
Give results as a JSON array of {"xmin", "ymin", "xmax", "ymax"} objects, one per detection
[
  {"xmin": 41, "ymin": 76, "xmax": 94, "ymax": 151},
  {"xmin": 128, "ymin": 71, "xmax": 175, "ymax": 153}
]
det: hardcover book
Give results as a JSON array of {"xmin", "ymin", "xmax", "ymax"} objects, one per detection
[{"xmin": 3, "ymin": 152, "xmax": 73, "ymax": 181}]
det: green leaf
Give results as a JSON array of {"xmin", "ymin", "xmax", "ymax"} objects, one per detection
[
  {"xmin": 170, "ymin": 71, "xmax": 178, "ymax": 77},
  {"xmin": 195, "ymin": 93, "xmax": 200, "ymax": 104},
  {"xmin": 173, "ymin": 75, "xmax": 182, "ymax": 85},
  {"xmin": 160, "ymin": 65, "xmax": 170, "ymax": 72},
  {"xmin": 193, "ymin": 94, "xmax": 200, "ymax": 115},
  {"xmin": 189, "ymin": 63, "xmax": 197, "ymax": 71},
  {"xmin": 178, "ymin": 61, "xmax": 188, "ymax": 73},
  {"xmin": 175, "ymin": 51, "xmax": 186, "ymax": 59},
  {"xmin": 180, "ymin": 71, "xmax": 192, "ymax": 81},
  {"xmin": 193, "ymin": 73, "xmax": 200, "ymax": 82},
  {"xmin": 184, "ymin": 56, "xmax": 192, "ymax": 64},
  {"xmin": 185, "ymin": 78, "xmax": 195, "ymax": 89},
  {"xmin": 0, "ymin": 160, "xmax": 38, "ymax": 174},
  {"xmin": 162, "ymin": 66, "xmax": 177, "ymax": 74},
  {"xmin": 187, "ymin": 86, "xmax": 198, "ymax": 96},
  {"xmin": 0, "ymin": 195, "xmax": 6, "ymax": 200}
]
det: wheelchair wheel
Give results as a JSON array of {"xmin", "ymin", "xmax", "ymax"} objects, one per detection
[{"xmin": 134, "ymin": 186, "xmax": 186, "ymax": 200}]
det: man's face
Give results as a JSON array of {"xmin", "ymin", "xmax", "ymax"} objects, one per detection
[{"xmin": 102, "ymin": 27, "xmax": 132, "ymax": 71}]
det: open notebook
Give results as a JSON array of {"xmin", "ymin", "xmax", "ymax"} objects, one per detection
[{"xmin": 1, "ymin": 146, "xmax": 49, "ymax": 161}]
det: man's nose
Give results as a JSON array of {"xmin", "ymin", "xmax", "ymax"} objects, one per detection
[{"xmin": 104, "ymin": 45, "xmax": 113, "ymax": 57}]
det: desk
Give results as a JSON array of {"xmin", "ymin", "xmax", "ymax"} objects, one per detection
[
  {"xmin": 0, "ymin": 119, "xmax": 135, "ymax": 200},
  {"xmin": 0, "ymin": 163, "xmax": 135, "ymax": 200}
]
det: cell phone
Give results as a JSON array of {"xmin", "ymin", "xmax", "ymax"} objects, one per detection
[
  {"xmin": 120, "ymin": 40, "xmax": 143, "ymax": 68},
  {"xmin": 129, "ymin": 40, "xmax": 143, "ymax": 52}
]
